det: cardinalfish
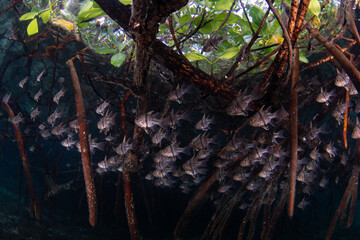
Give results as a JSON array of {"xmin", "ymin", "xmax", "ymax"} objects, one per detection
[
  {"xmin": 53, "ymin": 87, "xmax": 67, "ymax": 105},
  {"xmin": 34, "ymin": 89, "xmax": 43, "ymax": 102},
  {"xmin": 97, "ymin": 110, "xmax": 116, "ymax": 134},
  {"xmin": 226, "ymin": 89, "xmax": 262, "ymax": 116},
  {"xmin": 96, "ymin": 99, "xmax": 110, "ymax": 116},
  {"xmin": 114, "ymin": 137, "xmax": 135, "ymax": 156},
  {"xmin": 36, "ymin": 69, "xmax": 46, "ymax": 82},
  {"xmin": 2, "ymin": 92, "xmax": 11, "ymax": 103},
  {"xmin": 168, "ymin": 84, "xmax": 192, "ymax": 104},
  {"xmin": 47, "ymin": 107, "xmax": 63, "ymax": 127},
  {"xmin": 160, "ymin": 141, "xmax": 191, "ymax": 158},
  {"xmin": 135, "ymin": 111, "xmax": 163, "ymax": 129},
  {"xmin": 316, "ymin": 87, "xmax": 336, "ymax": 105},
  {"xmin": 18, "ymin": 76, "xmax": 29, "ymax": 88},
  {"xmin": 249, "ymin": 106, "xmax": 278, "ymax": 130},
  {"xmin": 195, "ymin": 114, "xmax": 215, "ymax": 131},
  {"xmin": 30, "ymin": 107, "xmax": 41, "ymax": 121}
]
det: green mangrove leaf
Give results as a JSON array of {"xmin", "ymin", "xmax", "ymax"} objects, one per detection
[
  {"xmin": 217, "ymin": 47, "xmax": 240, "ymax": 59},
  {"xmin": 20, "ymin": 12, "xmax": 38, "ymax": 21},
  {"xmin": 77, "ymin": 8, "xmax": 105, "ymax": 22},
  {"xmin": 308, "ymin": 0, "xmax": 321, "ymax": 16},
  {"xmin": 214, "ymin": 13, "xmax": 241, "ymax": 24},
  {"xmin": 111, "ymin": 52, "xmax": 126, "ymax": 67},
  {"xmin": 79, "ymin": 0, "xmax": 93, "ymax": 14},
  {"xmin": 299, "ymin": 53, "xmax": 309, "ymax": 63},
  {"xmin": 249, "ymin": 5, "xmax": 265, "ymax": 27},
  {"xmin": 119, "ymin": 0, "xmax": 132, "ymax": 4},
  {"xmin": 214, "ymin": 0, "xmax": 233, "ymax": 11},
  {"xmin": 199, "ymin": 20, "xmax": 215, "ymax": 34},
  {"xmin": 27, "ymin": 18, "xmax": 38, "ymax": 35},
  {"xmin": 184, "ymin": 52, "xmax": 207, "ymax": 61},
  {"xmin": 40, "ymin": 10, "xmax": 51, "ymax": 24},
  {"xmin": 94, "ymin": 47, "xmax": 117, "ymax": 54},
  {"xmin": 179, "ymin": 13, "xmax": 192, "ymax": 24}
]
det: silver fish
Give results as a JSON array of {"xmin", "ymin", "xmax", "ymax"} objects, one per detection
[
  {"xmin": 246, "ymin": 180, "xmax": 263, "ymax": 191},
  {"xmin": 346, "ymin": 82, "xmax": 358, "ymax": 95},
  {"xmin": 226, "ymin": 93, "xmax": 253, "ymax": 116},
  {"xmin": 226, "ymin": 88, "xmax": 262, "ymax": 116},
  {"xmin": 108, "ymin": 155, "xmax": 123, "ymax": 166},
  {"xmin": 355, "ymin": 101, "xmax": 360, "ymax": 114},
  {"xmin": 135, "ymin": 111, "xmax": 162, "ymax": 129},
  {"xmin": 195, "ymin": 114, "xmax": 215, "ymax": 131},
  {"xmin": 335, "ymin": 69, "xmax": 350, "ymax": 88},
  {"xmin": 341, "ymin": 152, "xmax": 347, "ymax": 166},
  {"xmin": 24, "ymin": 127, "xmax": 31, "ymax": 135},
  {"xmin": 114, "ymin": 137, "xmax": 134, "ymax": 155},
  {"xmin": 319, "ymin": 176, "xmax": 328, "ymax": 188},
  {"xmin": 76, "ymin": 136, "xmax": 105, "ymax": 154},
  {"xmin": 309, "ymin": 147, "xmax": 320, "ymax": 160},
  {"xmin": 224, "ymin": 136, "xmax": 252, "ymax": 152},
  {"xmin": 258, "ymin": 169, "xmax": 272, "ymax": 179},
  {"xmin": 19, "ymin": 76, "xmax": 29, "ymax": 88},
  {"xmin": 352, "ymin": 117, "xmax": 360, "ymax": 139},
  {"xmin": 332, "ymin": 99, "xmax": 351, "ymax": 124},
  {"xmin": 151, "ymin": 128, "xmax": 167, "ymax": 145},
  {"xmin": 304, "ymin": 122, "xmax": 327, "ymax": 141},
  {"xmin": 306, "ymin": 159, "xmax": 319, "ymax": 171},
  {"xmin": 233, "ymin": 172, "xmax": 251, "ymax": 182},
  {"xmin": 53, "ymin": 87, "xmax": 67, "ymax": 104},
  {"xmin": 182, "ymin": 155, "xmax": 207, "ymax": 176},
  {"xmin": 105, "ymin": 135, "xmax": 115, "ymax": 142},
  {"xmin": 218, "ymin": 184, "xmax": 232, "ymax": 193},
  {"xmin": 96, "ymin": 99, "xmax": 110, "ymax": 116},
  {"xmin": 98, "ymin": 156, "xmax": 111, "ymax": 169},
  {"xmin": 34, "ymin": 89, "xmax": 43, "ymax": 102},
  {"xmin": 2, "ymin": 92, "xmax": 11, "ymax": 103},
  {"xmin": 29, "ymin": 145, "xmax": 36, "ymax": 152},
  {"xmin": 325, "ymin": 142, "xmax": 336, "ymax": 158},
  {"xmin": 160, "ymin": 142, "xmax": 190, "ymax": 158},
  {"xmin": 196, "ymin": 149, "xmax": 212, "ymax": 159},
  {"xmin": 30, "ymin": 107, "xmax": 40, "ymax": 121},
  {"xmin": 61, "ymin": 137, "xmax": 77, "ymax": 149},
  {"xmin": 162, "ymin": 110, "xmax": 191, "ymax": 129},
  {"xmin": 249, "ymin": 106, "xmax": 277, "ymax": 129},
  {"xmin": 190, "ymin": 132, "xmax": 217, "ymax": 150},
  {"xmin": 40, "ymin": 129, "xmax": 51, "ymax": 139},
  {"xmin": 51, "ymin": 122, "xmax": 70, "ymax": 137},
  {"xmin": 36, "ymin": 69, "xmax": 45, "ymax": 82},
  {"xmin": 96, "ymin": 167, "xmax": 107, "ymax": 175},
  {"xmin": 89, "ymin": 136, "xmax": 106, "ymax": 154},
  {"xmin": 296, "ymin": 167, "xmax": 314, "ymax": 183},
  {"xmin": 47, "ymin": 107, "xmax": 63, "ymax": 127},
  {"xmin": 249, "ymin": 146, "xmax": 271, "ymax": 160},
  {"xmin": 316, "ymin": 87, "xmax": 335, "ymax": 105},
  {"xmin": 168, "ymin": 84, "xmax": 192, "ymax": 104},
  {"xmin": 11, "ymin": 112, "xmax": 24, "ymax": 125},
  {"xmin": 38, "ymin": 123, "xmax": 47, "ymax": 130},
  {"xmin": 98, "ymin": 155, "xmax": 121, "ymax": 170},
  {"xmin": 297, "ymin": 197, "xmax": 309, "ymax": 211},
  {"xmin": 58, "ymin": 77, "xmax": 65, "ymax": 83},
  {"xmin": 69, "ymin": 119, "xmax": 79, "ymax": 132},
  {"xmin": 154, "ymin": 153, "xmax": 176, "ymax": 163},
  {"xmin": 97, "ymin": 110, "xmax": 116, "ymax": 134}
]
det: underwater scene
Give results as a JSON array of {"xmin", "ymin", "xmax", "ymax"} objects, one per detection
[{"xmin": 1, "ymin": 0, "xmax": 360, "ymax": 239}]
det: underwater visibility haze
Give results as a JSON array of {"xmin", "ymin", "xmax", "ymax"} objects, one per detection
[{"xmin": 2, "ymin": 0, "xmax": 360, "ymax": 239}]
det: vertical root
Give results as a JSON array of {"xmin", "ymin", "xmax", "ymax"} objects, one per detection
[
  {"xmin": 68, "ymin": 58, "xmax": 97, "ymax": 227},
  {"xmin": 288, "ymin": 47, "xmax": 299, "ymax": 218},
  {"xmin": 1, "ymin": 101, "xmax": 40, "ymax": 220}
]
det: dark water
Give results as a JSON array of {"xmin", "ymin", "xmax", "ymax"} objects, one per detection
[{"xmin": 2, "ymin": 2, "xmax": 360, "ymax": 240}]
